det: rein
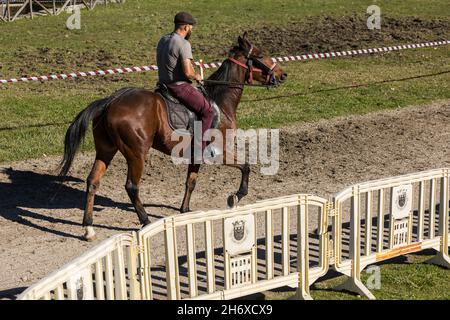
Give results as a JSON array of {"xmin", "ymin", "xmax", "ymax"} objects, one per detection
[
  {"xmin": 203, "ymin": 56, "xmax": 279, "ymax": 89},
  {"xmin": 202, "ymin": 79, "xmax": 276, "ymax": 89}
]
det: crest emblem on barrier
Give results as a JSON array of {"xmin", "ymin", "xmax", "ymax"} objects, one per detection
[
  {"xmin": 67, "ymin": 268, "xmax": 93, "ymax": 300},
  {"xmin": 392, "ymin": 184, "xmax": 412, "ymax": 219},
  {"xmin": 395, "ymin": 188, "xmax": 409, "ymax": 211},
  {"xmin": 397, "ymin": 192, "xmax": 407, "ymax": 209},
  {"xmin": 75, "ymin": 277, "xmax": 84, "ymax": 300},
  {"xmin": 224, "ymin": 215, "xmax": 255, "ymax": 255},
  {"xmin": 232, "ymin": 220, "xmax": 246, "ymax": 242}
]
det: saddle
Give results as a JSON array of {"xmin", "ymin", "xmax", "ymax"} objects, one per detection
[{"xmin": 155, "ymin": 83, "xmax": 220, "ymax": 135}]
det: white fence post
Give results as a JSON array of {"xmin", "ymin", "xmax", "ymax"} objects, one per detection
[
  {"xmin": 335, "ymin": 186, "xmax": 375, "ymax": 299},
  {"xmin": 295, "ymin": 195, "xmax": 312, "ymax": 300},
  {"xmin": 427, "ymin": 169, "xmax": 450, "ymax": 268},
  {"xmin": 164, "ymin": 218, "xmax": 179, "ymax": 300}
]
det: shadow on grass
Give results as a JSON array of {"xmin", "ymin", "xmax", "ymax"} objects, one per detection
[{"xmin": 262, "ymin": 250, "xmax": 444, "ymax": 300}]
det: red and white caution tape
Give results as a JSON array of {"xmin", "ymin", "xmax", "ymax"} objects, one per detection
[
  {"xmin": 1, "ymin": 40, "xmax": 449, "ymax": 84},
  {"xmin": 0, "ymin": 65, "xmax": 159, "ymax": 84},
  {"xmin": 270, "ymin": 40, "xmax": 450, "ymax": 63}
]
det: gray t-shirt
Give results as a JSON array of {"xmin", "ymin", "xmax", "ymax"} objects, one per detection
[{"xmin": 156, "ymin": 32, "xmax": 193, "ymax": 84}]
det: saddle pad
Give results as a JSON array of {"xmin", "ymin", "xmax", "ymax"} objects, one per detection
[
  {"xmin": 159, "ymin": 94, "xmax": 197, "ymax": 134},
  {"xmin": 157, "ymin": 93, "xmax": 221, "ymax": 135}
]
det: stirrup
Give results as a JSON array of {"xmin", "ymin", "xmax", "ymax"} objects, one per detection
[
  {"xmin": 210, "ymin": 101, "xmax": 221, "ymax": 129},
  {"xmin": 204, "ymin": 144, "xmax": 222, "ymax": 159}
]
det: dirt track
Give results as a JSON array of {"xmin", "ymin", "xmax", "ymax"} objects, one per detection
[{"xmin": 0, "ymin": 100, "xmax": 449, "ymax": 299}]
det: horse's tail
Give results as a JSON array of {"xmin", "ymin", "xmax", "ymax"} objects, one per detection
[{"xmin": 59, "ymin": 98, "xmax": 108, "ymax": 177}]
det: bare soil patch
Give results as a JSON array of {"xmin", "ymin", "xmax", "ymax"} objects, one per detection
[{"xmin": 240, "ymin": 15, "xmax": 450, "ymax": 57}]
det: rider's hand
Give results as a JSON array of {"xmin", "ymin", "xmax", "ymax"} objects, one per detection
[{"xmin": 194, "ymin": 74, "xmax": 203, "ymax": 82}]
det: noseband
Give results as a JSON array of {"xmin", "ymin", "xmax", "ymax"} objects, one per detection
[{"xmin": 228, "ymin": 45, "xmax": 278, "ymax": 85}]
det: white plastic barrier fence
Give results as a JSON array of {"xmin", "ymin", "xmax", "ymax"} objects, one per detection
[
  {"xmin": 18, "ymin": 233, "xmax": 140, "ymax": 300},
  {"xmin": 17, "ymin": 168, "xmax": 450, "ymax": 300},
  {"xmin": 136, "ymin": 194, "xmax": 329, "ymax": 300},
  {"xmin": 331, "ymin": 168, "xmax": 450, "ymax": 299}
]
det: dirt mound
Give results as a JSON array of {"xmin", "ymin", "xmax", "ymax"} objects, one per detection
[
  {"xmin": 7, "ymin": 47, "xmax": 132, "ymax": 82},
  {"xmin": 240, "ymin": 15, "xmax": 450, "ymax": 57}
]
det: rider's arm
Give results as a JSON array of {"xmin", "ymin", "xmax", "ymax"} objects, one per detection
[
  {"xmin": 182, "ymin": 59, "xmax": 202, "ymax": 82},
  {"xmin": 180, "ymin": 40, "xmax": 202, "ymax": 82}
]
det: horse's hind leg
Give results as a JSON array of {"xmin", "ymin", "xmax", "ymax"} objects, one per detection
[
  {"xmin": 180, "ymin": 164, "xmax": 201, "ymax": 213},
  {"xmin": 226, "ymin": 162, "xmax": 250, "ymax": 208},
  {"xmin": 124, "ymin": 156, "xmax": 151, "ymax": 226},
  {"xmin": 83, "ymin": 150, "xmax": 116, "ymax": 241},
  {"xmin": 224, "ymin": 150, "xmax": 250, "ymax": 208}
]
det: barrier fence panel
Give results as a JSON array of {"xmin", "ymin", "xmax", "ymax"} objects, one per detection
[
  {"xmin": 137, "ymin": 194, "xmax": 330, "ymax": 300},
  {"xmin": 17, "ymin": 233, "xmax": 140, "ymax": 300},
  {"xmin": 332, "ymin": 168, "xmax": 450, "ymax": 299},
  {"xmin": 16, "ymin": 168, "xmax": 450, "ymax": 300}
]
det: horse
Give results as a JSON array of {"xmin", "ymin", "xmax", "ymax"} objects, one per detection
[{"xmin": 59, "ymin": 32, "xmax": 288, "ymax": 241}]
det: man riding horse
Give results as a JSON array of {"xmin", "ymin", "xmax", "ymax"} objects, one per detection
[
  {"xmin": 60, "ymin": 18, "xmax": 288, "ymax": 241},
  {"xmin": 156, "ymin": 12, "xmax": 215, "ymax": 155}
]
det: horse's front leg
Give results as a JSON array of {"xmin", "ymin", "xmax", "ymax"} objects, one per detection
[
  {"xmin": 225, "ymin": 160, "xmax": 250, "ymax": 208},
  {"xmin": 180, "ymin": 163, "xmax": 201, "ymax": 213}
]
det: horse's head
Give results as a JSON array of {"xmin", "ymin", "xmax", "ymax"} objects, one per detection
[{"xmin": 229, "ymin": 32, "xmax": 288, "ymax": 86}]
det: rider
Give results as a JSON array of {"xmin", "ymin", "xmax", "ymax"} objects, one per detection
[{"xmin": 156, "ymin": 12, "xmax": 215, "ymax": 152}]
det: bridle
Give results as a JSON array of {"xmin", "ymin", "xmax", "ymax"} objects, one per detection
[
  {"xmin": 203, "ymin": 45, "xmax": 280, "ymax": 89},
  {"xmin": 229, "ymin": 44, "xmax": 279, "ymax": 86}
]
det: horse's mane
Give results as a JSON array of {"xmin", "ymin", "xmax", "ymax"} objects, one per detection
[{"xmin": 205, "ymin": 46, "xmax": 242, "ymax": 102}]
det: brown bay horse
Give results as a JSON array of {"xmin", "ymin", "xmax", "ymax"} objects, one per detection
[{"xmin": 59, "ymin": 33, "xmax": 287, "ymax": 241}]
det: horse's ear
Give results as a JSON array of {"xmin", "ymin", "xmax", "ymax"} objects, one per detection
[
  {"xmin": 242, "ymin": 31, "xmax": 248, "ymax": 39},
  {"xmin": 238, "ymin": 35, "xmax": 245, "ymax": 48}
]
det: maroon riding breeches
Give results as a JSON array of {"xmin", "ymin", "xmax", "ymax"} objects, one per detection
[{"xmin": 167, "ymin": 82, "xmax": 215, "ymax": 149}]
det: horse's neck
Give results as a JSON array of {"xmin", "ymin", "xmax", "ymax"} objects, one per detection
[
  {"xmin": 217, "ymin": 88, "xmax": 243, "ymax": 122},
  {"xmin": 210, "ymin": 61, "xmax": 246, "ymax": 123}
]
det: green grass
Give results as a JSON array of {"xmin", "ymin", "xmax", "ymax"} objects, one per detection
[
  {"xmin": 1, "ymin": 1, "xmax": 449, "ymax": 53},
  {"xmin": 264, "ymin": 254, "xmax": 450, "ymax": 300},
  {"xmin": 0, "ymin": 0, "xmax": 449, "ymax": 162},
  {"xmin": 1, "ymin": 46, "xmax": 448, "ymax": 162}
]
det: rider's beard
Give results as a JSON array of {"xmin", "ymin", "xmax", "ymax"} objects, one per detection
[{"xmin": 185, "ymin": 30, "xmax": 192, "ymax": 41}]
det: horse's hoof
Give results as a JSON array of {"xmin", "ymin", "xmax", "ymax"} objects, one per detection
[
  {"xmin": 83, "ymin": 235, "xmax": 97, "ymax": 242},
  {"xmin": 82, "ymin": 226, "xmax": 97, "ymax": 242},
  {"xmin": 227, "ymin": 194, "xmax": 239, "ymax": 209},
  {"xmin": 142, "ymin": 220, "xmax": 151, "ymax": 227},
  {"xmin": 180, "ymin": 208, "xmax": 191, "ymax": 214}
]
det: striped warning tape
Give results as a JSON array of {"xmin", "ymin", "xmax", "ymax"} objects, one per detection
[
  {"xmin": 0, "ymin": 65, "xmax": 159, "ymax": 84},
  {"xmin": 1, "ymin": 40, "xmax": 449, "ymax": 84},
  {"xmin": 269, "ymin": 40, "xmax": 450, "ymax": 63}
]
